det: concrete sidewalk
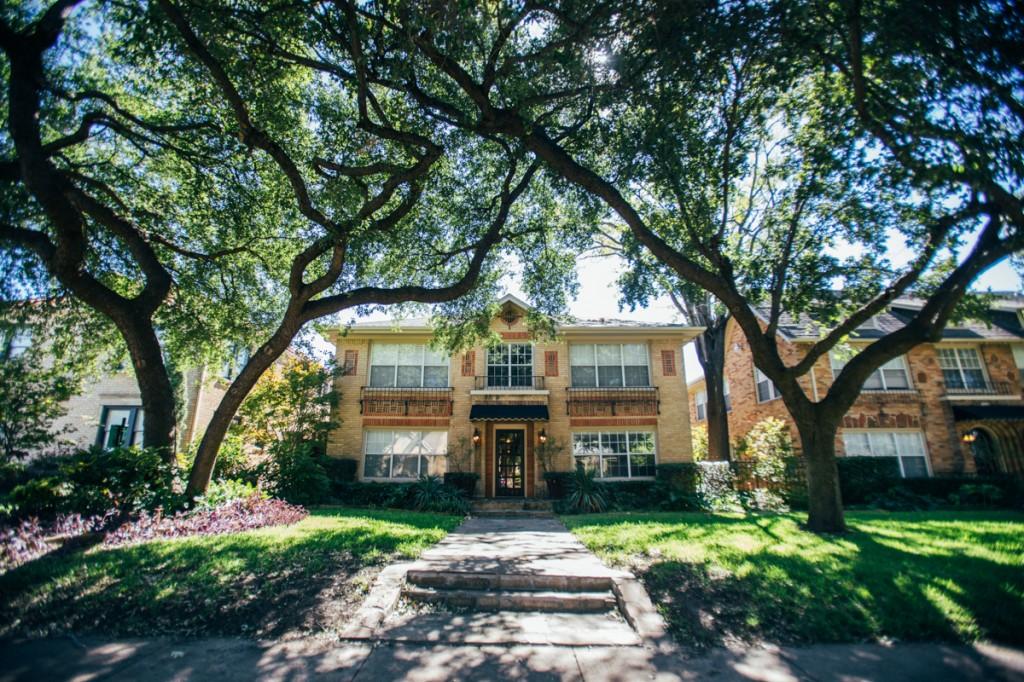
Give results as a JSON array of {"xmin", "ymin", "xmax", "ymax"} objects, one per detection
[{"xmin": 1, "ymin": 635, "xmax": 1022, "ymax": 681}]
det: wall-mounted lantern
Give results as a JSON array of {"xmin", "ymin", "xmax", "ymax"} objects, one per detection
[
  {"xmin": 538, "ymin": 429, "xmax": 548, "ymax": 444},
  {"xmin": 962, "ymin": 431, "xmax": 977, "ymax": 444},
  {"xmin": 472, "ymin": 428, "xmax": 481, "ymax": 445}
]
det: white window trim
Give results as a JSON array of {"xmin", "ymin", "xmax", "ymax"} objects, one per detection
[
  {"xmin": 937, "ymin": 346, "xmax": 990, "ymax": 388},
  {"xmin": 98, "ymin": 405, "xmax": 144, "ymax": 449},
  {"xmin": 569, "ymin": 343, "xmax": 652, "ymax": 388},
  {"xmin": 361, "ymin": 429, "xmax": 448, "ymax": 480},
  {"xmin": 571, "ymin": 431, "xmax": 657, "ymax": 480},
  {"xmin": 830, "ymin": 352, "xmax": 913, "ymax": 391},
  {"xmin": 841, "ymin": 428, "xmax": 932, "ymax": 478},
  {"xmin": 754, "ymin": 366, "xmax": 782, "ymax": 403},
  {"xmin": 723, "ymin": 380, "xmax": 732, "ymax": 413},
  {"xmin": 485, "ymin": 342, "xmax": 535, "ymax": 388},
  {"xmin": 368, "ymin": 343, "xmax": 451, "ymax": 388},
  {"xmin": 694, "ymin": 390, "xmax": 707, "ymax": 421}
]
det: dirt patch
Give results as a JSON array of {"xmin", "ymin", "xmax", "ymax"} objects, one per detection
[{"xmin": 638, "ymin": 560, "xmax": 799, "ymax": 653}]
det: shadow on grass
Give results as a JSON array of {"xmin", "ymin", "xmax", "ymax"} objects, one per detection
[
  {"xmin": 0, "ymin": 507, "xmax": 461, "ymax": 639},
  {"xmin": 569, "ymin": 511, "xmax": 1024, "ymax": 650}
]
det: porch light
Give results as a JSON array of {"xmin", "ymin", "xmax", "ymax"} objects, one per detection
[
  {"xmin": 962, "ymin": 431, "xmax": 977, "ymax": 444},
  {"xmin": 538, "ymin": 429, "xmax": 548, "ymax": 444},
  {"xmin": 472, "ymin": 428, "xmax": 481, "ymax": 445}
]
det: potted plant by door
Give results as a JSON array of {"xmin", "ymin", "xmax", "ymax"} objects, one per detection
[
  {"xmin": 443, "ymin": 436, "xmax": 480, "ymax": 497},
  {"xmin": 536, "ymin": 436, "xmax": 571, "ymax": 499}
]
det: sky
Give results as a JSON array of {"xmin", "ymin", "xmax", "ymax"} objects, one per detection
[{"xmin": 338, "ymin": 253, "xmax": 1023, "ymax": 381}]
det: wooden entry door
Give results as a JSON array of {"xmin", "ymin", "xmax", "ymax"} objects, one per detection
[{"xmin": 495, "ymin": 429, "xmax": 525, "ymax": 497}]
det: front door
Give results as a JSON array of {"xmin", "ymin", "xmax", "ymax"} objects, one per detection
[{"xmin": 495, "ymin": 429, "xmax": 525, "ymax": 497}]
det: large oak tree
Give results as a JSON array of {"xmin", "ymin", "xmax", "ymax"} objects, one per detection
[
  {"xmin": 1, "ymin": 1, "xmax": 579, "ymax": 495},
  {"xmin": 340, "ymin": 0, "xmax": 1022, "ymax": 532}
]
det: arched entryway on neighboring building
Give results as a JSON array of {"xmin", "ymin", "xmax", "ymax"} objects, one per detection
[
  {"xmin": 964, "ymin": 427, "xmax": 1001, "ymax": 475},
  {"xmin": 954, "ymin": 405, "xmax": 1024, "ymax": 477}
]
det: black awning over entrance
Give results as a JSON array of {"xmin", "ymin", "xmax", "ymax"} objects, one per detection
[
  {"xmin": 952, "ymin": 405, "xmax": 1024, "ymax": 421},
  {"xmin": 469, "ymin": 404, "xmax": 549, "ymax": 422}
]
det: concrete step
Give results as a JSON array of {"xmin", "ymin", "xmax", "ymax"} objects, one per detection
[
  {"xmin": 471, "ymin": 499, "xmax": 553, "ymax": 512},
  {"xmin": 403, "ymin": 586, "xmax": 616, "ymax": 613},
  {"xmin": 375, "ymin": 609, "xmax": 642, "ymax": 646},
  {"xmin": 471, "ymin": 510, "xmax": 554, "ymax": 518},
  {"xmin": 406, "ymin": 569, "xmax": 613, "ymax": 593}
]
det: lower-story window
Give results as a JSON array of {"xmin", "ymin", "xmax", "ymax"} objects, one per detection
[
  {"xmin": 572, "ymin": 431, "xmax": 656, "ymax": 479},
  {"xmin": 842, "ymin": 430, "xmax": 930, "ymax": 478},
  {"xmin": 97, "ymin": 406, "xmax": 144, "ymax": 449},
  {"xmin": 363, "ymin": 430, "xmax": 447, "ymax": 480}
]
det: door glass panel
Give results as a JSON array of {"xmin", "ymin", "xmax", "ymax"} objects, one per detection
[{"xmin": 495, "ymin": 430, "xmax": 524, "ymax": 496}]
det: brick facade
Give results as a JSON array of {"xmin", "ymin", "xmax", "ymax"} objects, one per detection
[
  {"xmin": 689, "ymin": 316, "xmax": 1024, "ymax": 475},
  {"xmin": 326, "ymin": 299, "xmax": 702, "ymax": 496}
]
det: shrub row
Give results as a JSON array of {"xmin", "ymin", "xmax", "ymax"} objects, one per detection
[{"xmin": 653, "ymin": 458, "xmax": 1020, "ymax": 511}]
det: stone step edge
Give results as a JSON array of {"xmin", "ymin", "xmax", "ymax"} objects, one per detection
[
  {"xmin": 403, "ymin": 586, "xmax": 617, "ymax": 613},
  {"xmin": 406, "ymin": 570, "xmax": 614, "ymax": 592},
  {"xmin": 470, "ymin": 511, "xmax": 555, "ymax": 518}
]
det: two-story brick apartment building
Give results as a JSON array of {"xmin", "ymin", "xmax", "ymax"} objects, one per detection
[
  {"xmin": 688, "ymin": 297, "xmax": 1024, "ymax": 477},
  {"xmin": 325, "ymin": 295, "xmax": 703, "ymax": 497}
]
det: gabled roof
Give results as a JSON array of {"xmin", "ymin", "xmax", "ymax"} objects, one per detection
[{"xmin": 752, "ymin": 295, "xmax": 1024, "ymax": 343}]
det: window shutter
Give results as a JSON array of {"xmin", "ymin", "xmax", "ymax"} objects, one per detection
[
  {"xmin": 461, "ymin": 351, "xmax": 475, "ymax": 377},
  {"xmin": 544, "ymin": 350, "xmax": 559, "ymax": 377},
  {"xmin": 661, "ymin": 350, "xmax": 677, "ymax": 376},
  {"xmin": 343, "ymin": 350, "xmax": 358, "ymax": 376}
]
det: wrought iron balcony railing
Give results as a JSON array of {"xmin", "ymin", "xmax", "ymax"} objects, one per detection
[
  {"xmin": 946, "ymin": 381, "xmax": 1016, "ymax": 397},
  {"xmin": 566, "ymin": 386, "xmax": 660, "ymax": 417},
  {"xmin": 855, "ymin": 388, "xmax": 920, "ymax": 402},
  {"xmin": 474, "ymin": 375, "xmax": 546, "ymax": 391},
  {"xmin": 360, "ymin": 386, "xmax": 454, "ymax": 417}
]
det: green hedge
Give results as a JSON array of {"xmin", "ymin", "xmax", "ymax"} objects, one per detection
[
  {"xmin": 899, "ymin": 476, "xmax": 1021, "ymax": 503},
  {"xmin": 333, "ymin": 481, "xmax": 413, "ymax": 507},
  {"xmin": 443, "ymin": 472, "xmax": 479, "ymax": 497},
  {"xmin": 835, "ymin": 457, "xmax": 901, "ymax": 504}
]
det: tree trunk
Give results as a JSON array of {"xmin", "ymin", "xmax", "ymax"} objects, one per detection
[
  {"xmin": 106, "ymin": 315, "xmax": 176, "ymax": 463},
  {"xmin": 185, "ymin": 326, "xmax": 295, "ymax": 497},
  {"xmin": 695, "ymin": 321, "xmax": 730, "ymax": 461},
  {"xmin": 794, "ymin": 415, "xmax": 846, "ymax": 533}
]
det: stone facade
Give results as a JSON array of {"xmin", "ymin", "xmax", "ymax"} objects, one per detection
[
  {"xmin": 689, "ymin": 315, "xmax": 1024, "ymax": 476},
  {"xmin": 326, "ymin": 297, "xmax": 702, "ymax": 496}
]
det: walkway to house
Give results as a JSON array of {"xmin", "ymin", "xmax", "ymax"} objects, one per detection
[{"xmin": 368, "ymin": 514, "xmax": 649, "ymax": 647}]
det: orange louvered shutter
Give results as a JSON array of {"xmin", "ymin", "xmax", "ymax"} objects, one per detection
[
  {"xmin": 661, "ymin": 350, "xmax": 677, "ymax": 376},
  {"xmin": 544, "ymin": 350, "xmax": 559, "ymax": 377},
  {"xmin": 461, "ymin": 351, "xmax": 475, "ymax": 377},
  {"xmin": 343, "ymin": 350, "xmax": 358, "ymax": 376}
]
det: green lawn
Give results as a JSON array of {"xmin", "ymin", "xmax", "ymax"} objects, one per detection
[
  {"xmin": 563, "ymin": 510, "xmax": 1024, "ymax": 649},
  {"xmin": 0, "ymin": 507, "xmax": 461, "ymax": 639}
]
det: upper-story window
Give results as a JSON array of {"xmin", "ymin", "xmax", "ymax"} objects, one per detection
[
  {"xmin": 1, "ymin": 327, "xmax": 32, "ymax": 360},
  {"xmin": 569, "ymin": 343, "xmax": 650, "ymax": 387},
  {"xmin": 695, "ymin": 390, "xmax": 707, "ymax": 421},
  {"xmin": 754, "ymin": 367, "xmax": 781, "ymax": 402},
  {"xmin": 937, "ymin": 347, "xmax": 987, "ymax": 390},
  {"xmin": 369, "ymin": 343, "xmax": 448, "ymax": 388},
  {"xmin": 486, "ymin": 343, "xmax": 533, "ymax": 388},
  {"xmin": 830, "ymin": 353, "xmax": 911, "ymax": 391}
]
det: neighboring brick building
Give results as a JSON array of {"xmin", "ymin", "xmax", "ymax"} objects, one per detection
[
  {"xmin": 687, "ymin": 297, "xmax": 1024, "ymax": 477},
  {"xmin": 324, "ymin": 295, "xmax": 703, "ymax": 497}
]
